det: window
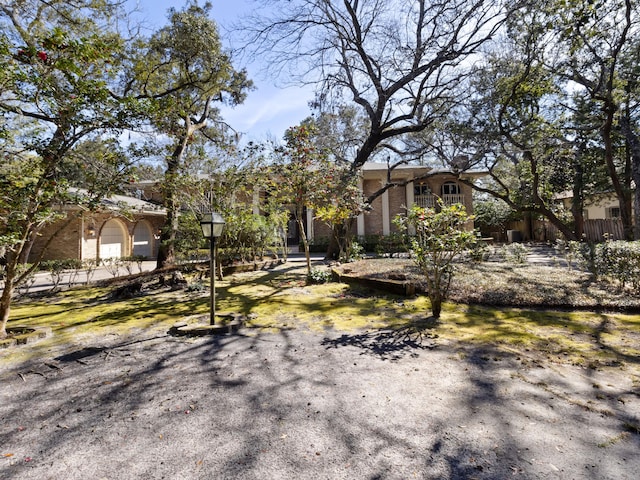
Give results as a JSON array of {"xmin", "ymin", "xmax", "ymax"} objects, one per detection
[
  {"xmin": 606, "ymin": 207, "xmax": 621, "ymax": 219},
  {"xmin": 414, "ymin": 184, "xmax": 431, "ymax": 196},
  {"xmin": 442, "ymin": 182, "xmax": 461, "ymax": 195}
]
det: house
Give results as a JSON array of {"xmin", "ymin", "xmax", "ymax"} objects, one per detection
[
  {"xmin": 30, "ymin": 162, "xmax": 480, "ymax": 263},
  {"xmin": 532, "ymin": 190, "xmax": 634, "ymax": 242},
  {"xmin": 28, "ymin": 189, "xmax": 166, "ymax": 263},
  {"xmin": 297, "ymin": 162, "xmax": 486, "ymax": 243},
  {"xmin": 554, "ymin": 190, "xmax": 628, "ymax": 220}
]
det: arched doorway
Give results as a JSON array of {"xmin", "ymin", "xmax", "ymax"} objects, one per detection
[
  {"xmin": 99, "ymin": 219, "xmax": 127, "ymax": 259},
  {"xmin": 133, "ymin": 221, "xmax": 153, "ymax": 258}
]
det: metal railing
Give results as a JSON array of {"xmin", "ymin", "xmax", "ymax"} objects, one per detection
[{"xmin": 414, "ymin": 194, "xmax": 465, "ymax": 208}]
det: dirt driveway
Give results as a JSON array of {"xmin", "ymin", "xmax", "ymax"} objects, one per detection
[{"xmin": 1, "ymin": 321, "xmax": 639, "ymax": 480}]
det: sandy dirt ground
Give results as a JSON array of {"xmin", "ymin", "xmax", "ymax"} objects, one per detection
[{"xmin": 1, "ymin": 321, "xmax": 639, "ymax": 480}]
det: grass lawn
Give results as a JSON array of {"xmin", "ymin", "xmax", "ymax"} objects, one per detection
[{"xmin": 2, "ymin": 258, "xmax": 640, "ymax": 377}]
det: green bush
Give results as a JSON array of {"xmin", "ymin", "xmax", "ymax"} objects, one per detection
[
  {"xmin": 122, "ymin": 255, "xmax": 146, "ymax": 274},
  {"xmin": 595, "ymin": 241, "xmax": 640, "ymax": 291},
  {"xmin": 340, "ymin": 240, "xmax": 366, "ymax": 263},
  {"xmin": 555, "ymin": 240, "xmax": 598, "ymax": 273},
  {"xmin": 41, "ymin": 258, "xmax": 84, "ymax": 289},
  {"xmin": 219, "ymin": 210, "xmax": 284, "ymax": 263},
  {"xmin": 186, "ymin": 280, "xmax": 206, "ymax": 292},
  {"xmin": 308, "ymin": 236, "xmax": 331, "ymax": 253},
  {"xmin": 306, "ymin": 267, "xmax": 332, "ymax": 284},
  {"xmin": 468, "ymin": 241, "xmax": 491, "ymax": 262},
  {"xmin": 502, "ymin": 243, "xmax": 528, "ymax": 264},
  {"xmin": 367, "ymin": 233, "xmax": 405, "ymax": 256},
  {"xmin": 555, "ymin": 240, "xmax": 640, "ymax": 291}
]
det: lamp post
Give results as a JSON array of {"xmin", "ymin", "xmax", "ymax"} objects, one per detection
[{"xmin": 200, "ymin": 212, "xmax": 225, "ymax": 325}]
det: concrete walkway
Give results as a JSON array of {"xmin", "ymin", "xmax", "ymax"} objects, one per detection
[
  {"xmin": 20, "ymin": 254, "xmax": 328, "ymax": 294},
  {"xmin": 23, "ymin": 260, "xmax": 159, "ymax": 294},
  {"xmin": 14, "ymin": 246, "xmax": 564, "ymax": 295}
]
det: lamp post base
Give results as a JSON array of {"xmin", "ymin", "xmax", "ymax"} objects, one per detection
[{"xmin": 169, "ymin": 313, "xmax": 243, "ymax": 336}]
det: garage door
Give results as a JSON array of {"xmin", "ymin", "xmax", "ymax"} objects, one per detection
[
  {"xmin": 100, "ymin": 219, "xmax": 126, "ymax": 259},
  {"xmin": 133, "ymin": 222, "xmax": 153, "ymax": 258}
]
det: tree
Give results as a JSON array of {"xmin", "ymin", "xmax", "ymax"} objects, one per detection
[
  {"xmin": 0, "ymin": 0, "xmax": 139, "ymax": 338},
  {"xmin": 472, "ymin": 196, "xmax": 517, "ymax": 240},
  {"xmin": 243, "ymin": 0, "xmax": 506, "ymax": 244},
  {"xmin": 421, "ymin": 2, "xmax": 616, "ymax": 242},
  {"xmin": 395, "ymin": 203, "xmax": 477, "ymax": 319},
  {"xmin": 449, "ymin": 49, "xmax": 587, "ymax": 241},
  {"xmin": 268, "ymin": 124, "xmax": 339, "ymax": 273},
  {"xmin": 127, "ymin": 2, "xmax": 252, "ymax": 268},
  {"xmin": 549, "ymin": 0, "xmax": 639, "ymax": 239},
  {"xmin": 300, "ymin": 109, "xmax": 367, "ymax": 259}
]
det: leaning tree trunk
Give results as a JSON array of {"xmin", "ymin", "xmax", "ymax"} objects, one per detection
[
  {"xmin": 0, "ymin": 284, "xmax": 13, "ymax": 339},
  {"xmin": 156, "ymin": 141, "xmax": 184, "ymax": 269},
  {"xmin": 0, "ymin": 263, "xmax": 16, "ymax": 339}
]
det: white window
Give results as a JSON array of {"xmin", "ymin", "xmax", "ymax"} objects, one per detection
[
  {"xmin": 606, "ymin": 207, "xmax": 621, "ymax": 219},
  {"xmin": 442, "ymin": 182, "xmax": 461, "ymax": 195},
  {"xmin": 414, "ymin": 184, "xmax": 431, "ymax": 196}
]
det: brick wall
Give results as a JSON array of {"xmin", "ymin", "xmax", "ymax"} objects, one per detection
[
  {"xmin": 28, "ymin": 210, "xmax": 165, "ymax": 263},
  {"xmin": 387, "ymin": 184, "xmax": 406, "ymax": 232},
  {"xmin": 363, "ymin": 179, "xmax": 384, "ymax": 235},
  {"xmin": 29, "ymin": 214, "xmax": 82, "ymax": 262}
]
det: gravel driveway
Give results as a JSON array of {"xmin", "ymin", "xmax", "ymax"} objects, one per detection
[{"xmin": 1, "ymin": 322, "xmax": 639, "ymax": 480}]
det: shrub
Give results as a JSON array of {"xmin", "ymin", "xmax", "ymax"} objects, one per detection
[
  {"xmin": 502, "ymin": 243, "xmax": 528, "ymax": 264},
  {"xmin": 557, "ymin": 240, "xmax": 640, "ymax": 291},
  {"xmin": 186, "ymin": 280, "xmax": 206, "ymax": 292},
  {"xmin": 41, "ymin": 259, "xmax": 83, "ymax": 289},
  {"xmin": 468, "ymin": 240, "xmax": 491, "ymax": 262},
  {"xmin": 308, "ymin": 236, "xmax": 331, "ymax": 253},
  {"xmin": 555, "ymin": 240, "xmax": 598, "ymax": 273},
  {"xmin": 306, "ymin": 267, "xmax": 332, "ymax": 284},
  {"xmin": 83, "ymin": 259, "xmax": 98, "ymax": 284},
  {"xmin": 340, "ymin": 241, "xmax": 365, "ymax": 263},
  {"xmin": 394, "ymin": 203, "xmax": 477, "ymax": 318},
  {"xmin": 367, "ymin": 233, "xmax": 405, "ymax": 257},
  {"xmin": 122, "ymin": 255, "xmax": 146, "ymax": 274},
  {"xmin": 595, "ymin": 241, "xmax": 640, "ymax": 291},
  {"xmin": 101, "ymin": 257, "xmax": 122, "ymax": 277}
]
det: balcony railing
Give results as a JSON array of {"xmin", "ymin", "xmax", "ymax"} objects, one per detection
[{"xmin": 414, "ymin": 194, "xmax": 465, "ymax": 209}]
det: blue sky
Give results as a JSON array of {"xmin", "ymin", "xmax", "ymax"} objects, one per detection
[{"xmin": 130, "ymin": 0, "xmax": 314, "ymax": 142}]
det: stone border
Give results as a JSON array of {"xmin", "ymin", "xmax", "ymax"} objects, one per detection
[
  {"xmin": 0, "ymin": 325, "xmax": 53, "ymax": 349},
  {"xmin": 331, "ymin": 268, "xmax": 416, "ymax": 296},
  {"xmin": 168, "ymin": 313, "xmax": 245, "ymax": 337}
]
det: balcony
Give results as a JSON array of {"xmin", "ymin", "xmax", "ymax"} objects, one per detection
[{"xmin": 414, "ymin": 194, "xmax": 465, "ymax": 209}]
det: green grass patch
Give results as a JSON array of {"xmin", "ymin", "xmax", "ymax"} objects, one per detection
[{"xmin": 3, "ymin": 262, "xmax": 640, "ymax": 374}]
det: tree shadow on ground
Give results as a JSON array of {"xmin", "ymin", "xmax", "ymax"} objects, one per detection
[{"xmin": 321, "ymin": 316, "xmax": 439, "ymax": 360}]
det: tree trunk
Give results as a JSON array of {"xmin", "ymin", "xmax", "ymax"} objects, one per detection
[
  {"xmin": 0, "ymin": 272, "xmax": 14, "ymax": 339},
  {"xmin": 325, "ymin": 217, "xmax": 356, "ymax": 261},
  {"xmin": 156, "ymin": 211, "xmax": 178, "ymax": 269},
  {"xmin": 326, "ymin": 228, "xmax": 340, "ymax": 261},
  {"xmin": 602, "ymin": 103, "xmax": 634, "ymax": 240},
  {"xmin": 571, "ymin": 151, "xmax": 586, "ymax": 239},
  {"xmin": 429, "ymin": 290, "xmax": 442, "ymax": 319},
  {"xmin": 156, "ymin": 143, "xmax": 183, "ymax": 269},
  {"xmin": 297, "ymin": 218, "xmax": 311, "ymax": 274},
  {"xmin": 620, "ymin": 115, "xmax": 640, "ymax": 240}
]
